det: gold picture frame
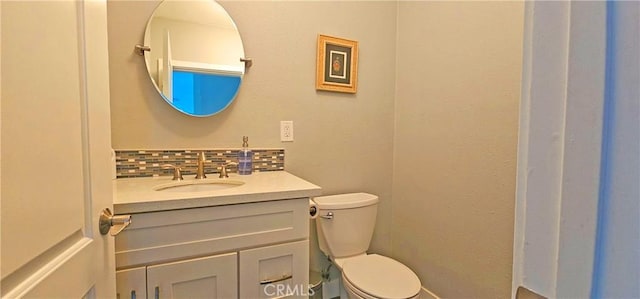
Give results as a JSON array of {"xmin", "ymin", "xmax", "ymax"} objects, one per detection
[{"xmin": 316, "ymin": 34, "xmax": 358, "ymax": 93}]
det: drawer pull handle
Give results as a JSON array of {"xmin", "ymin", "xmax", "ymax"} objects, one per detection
[
  {"xmin": 154, "ymin": 286, "xmax": 159, "ymax": 299},
  {"xmin": 131, "ymin": 290, "xmax": 136, "ymax": 299},
  {"xmin": 259, "ymin": 274, "xmax": 293, "ymax": 285}
]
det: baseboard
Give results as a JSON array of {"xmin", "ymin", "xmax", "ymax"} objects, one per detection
[{"xmin": 420, "ymin": 286, "xmax": 441, "ymax": 299}]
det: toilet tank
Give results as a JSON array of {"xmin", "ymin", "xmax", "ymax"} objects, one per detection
[{"xmin": 313, "ymin": 193, "xmax": 378, "ymax": 258}]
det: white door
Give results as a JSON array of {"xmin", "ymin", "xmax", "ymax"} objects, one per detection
[{"xmin": 1, "ymin": 1, "xmax": 116, "ymax": 297}]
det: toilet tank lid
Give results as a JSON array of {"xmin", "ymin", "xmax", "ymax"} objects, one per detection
[{"xmin": 313, "ymin": 193, "xmax": 378, "ymax": 209}]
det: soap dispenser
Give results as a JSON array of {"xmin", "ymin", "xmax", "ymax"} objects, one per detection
[{"xmin": 238, "ymin": 136, "xmax": 253, "ymax": 175}]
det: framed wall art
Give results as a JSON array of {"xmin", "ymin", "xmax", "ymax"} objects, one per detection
[{"xmin": 316, "ymin": 34, "xmax": 358, "ymax": 93}]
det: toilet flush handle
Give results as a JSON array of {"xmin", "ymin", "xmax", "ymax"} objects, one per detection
[{"xmin": 320, "ymin": 212, "xmax": 334, "ymax": 220}]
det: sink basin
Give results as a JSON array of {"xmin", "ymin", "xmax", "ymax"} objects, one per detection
[{"xmin": 153, "ymin": 179, "xmax": 245, "ymax": 192}]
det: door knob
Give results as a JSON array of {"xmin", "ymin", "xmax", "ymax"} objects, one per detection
[{"xmin": 99, "ymin": 208, "xmax": 131, "ymax": 236}]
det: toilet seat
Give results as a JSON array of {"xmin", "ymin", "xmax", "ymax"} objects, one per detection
[
  {"xmin": 341, "ymin": 254, "xmax": 421, "ymax": 299},
  {"xmin": 342, "ymin": 274, "xmax": 378, "ymax": 299}
]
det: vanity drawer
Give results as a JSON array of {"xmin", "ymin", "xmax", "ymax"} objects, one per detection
[
  {"xmin": 115, "ymin": 198, "xmax": 309, "ymax": 268},
  {"xmin": 239, "ymin": 240, "xmax": 309, "ymax": 299}
]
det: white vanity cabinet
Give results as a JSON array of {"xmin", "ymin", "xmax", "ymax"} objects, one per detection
[
  {"xmin": 116, "ymin": 253, "xmax": 238, "ymax": 299},
  {"xmin": 114, "ymin": 197, "xmax": 311, "ymax": 299}
]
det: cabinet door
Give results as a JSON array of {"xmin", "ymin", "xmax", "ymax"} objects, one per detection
[
  {"xmin": 240, "ymin": 240, "xmax": 309, "ymax": 298},
  {"xmin": 147, "ymin": 252, "xmax": 237, "ymax": 299},
  {"xmin": 116, "ymin": 267, "xmax": 147, "ymax": 299}
]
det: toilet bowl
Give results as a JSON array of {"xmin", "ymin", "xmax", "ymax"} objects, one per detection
[{"xmin": 313, "ymin": 193, "xmax": 421, "ymax": 299}]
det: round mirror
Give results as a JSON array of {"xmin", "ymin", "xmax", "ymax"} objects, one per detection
[{"xmin": 143, "ymin": 0, "xmax": 245, "ymax": 117}]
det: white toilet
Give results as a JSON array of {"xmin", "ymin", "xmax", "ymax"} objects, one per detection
[{"xmin": 313, "ymin": 193, "xmax": 421, "ymax": 299}]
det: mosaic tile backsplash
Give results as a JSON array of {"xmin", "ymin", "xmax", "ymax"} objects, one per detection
[{"xmin": 115, "ymin": 149, "xmax": 285, "ymax": 178}]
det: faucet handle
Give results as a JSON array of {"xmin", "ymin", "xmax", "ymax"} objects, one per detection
[
  {"xmin": 219, "ymin": 162, "xmax": 238, "ymax": 178},
  {"xmin": 162, "ymin": 164, "xmax": 184, "ymax": 181}
]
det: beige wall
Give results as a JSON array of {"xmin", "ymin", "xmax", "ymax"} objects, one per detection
[
  {"xmin": 106, "ymin": 0, "xmax": 398, "ymax": 269},
  {"xmin": 393, "ymin": 2, "xmax": 523, "ymax": 298}
]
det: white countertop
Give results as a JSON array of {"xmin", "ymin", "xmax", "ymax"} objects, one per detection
[{"xmin": 113, "ymin": 171, "xmax": 322, "ymax": 214}]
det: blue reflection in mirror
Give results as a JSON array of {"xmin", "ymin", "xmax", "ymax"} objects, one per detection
[{"xmin": 171, "ymin": 71, "xmax": 241, "ymax": 116}]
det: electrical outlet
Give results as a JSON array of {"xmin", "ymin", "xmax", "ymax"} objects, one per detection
[{"xmin": 280, "ymin": 121, "xmax": 294, "ymax": 142}]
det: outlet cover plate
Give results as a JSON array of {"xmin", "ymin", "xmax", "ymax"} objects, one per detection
[{"xmin": 280, "ymin": 121, "xmax": 294, "ymax": 142}]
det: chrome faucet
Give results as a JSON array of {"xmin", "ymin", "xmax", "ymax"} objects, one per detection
[{"xmin": 195, "ymin": 151, "xmax": 207, "ymax": 179}]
